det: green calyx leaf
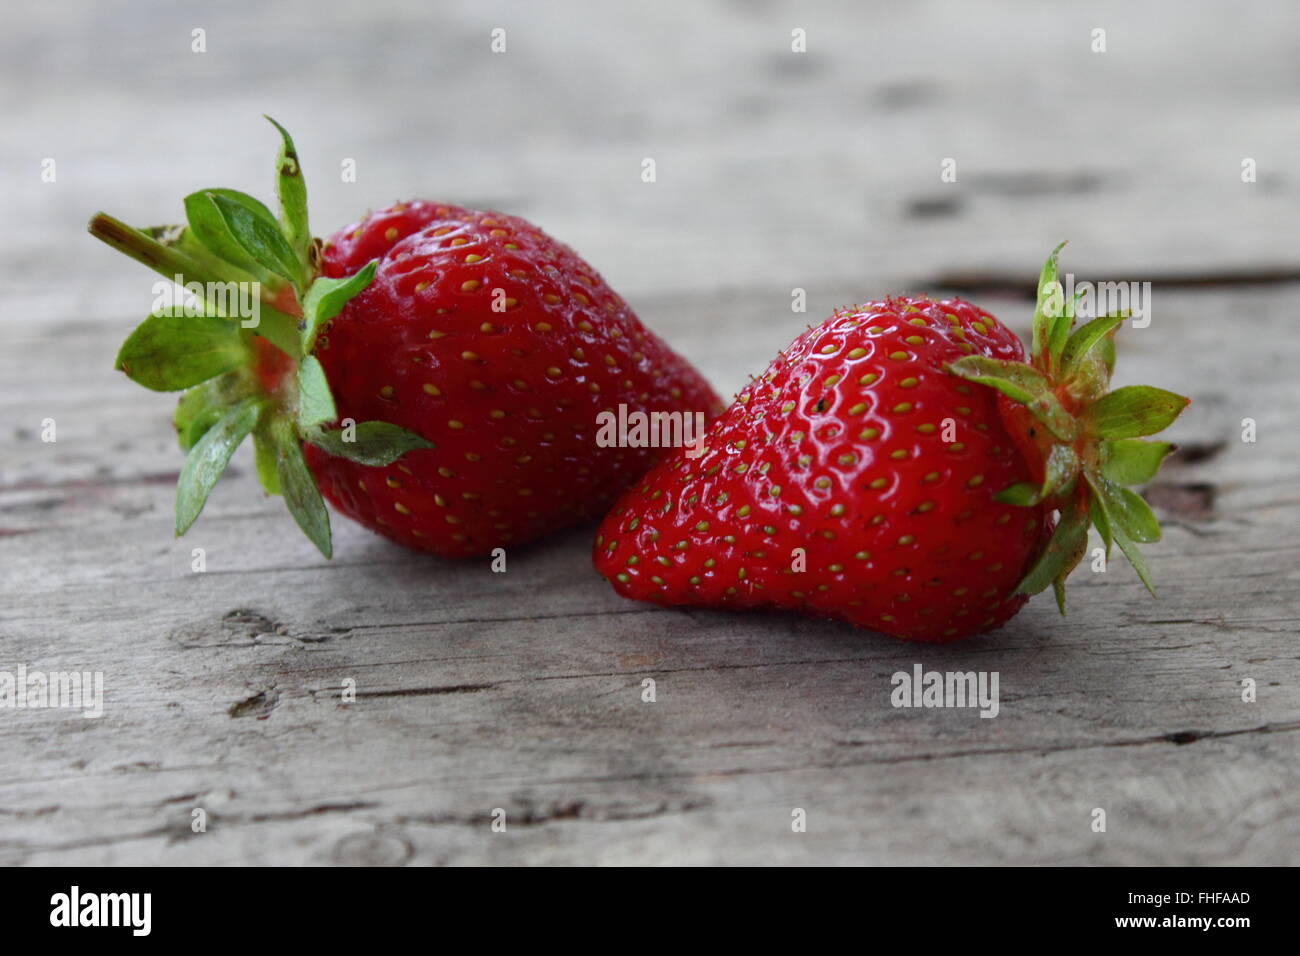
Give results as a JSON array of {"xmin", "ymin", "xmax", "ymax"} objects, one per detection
[
  {"xmin": 995, "ymin": 482, "xmax": 1042, "ymax": 507},
  {"xmin": 1031, "ymin": 240, "xmax": 1067, "ymax": 368},
  {"xmin": 206, "ymin": 191, "xmax": 307, "ymax": 295},
  {"xmin": 92, "ymin": 119, "xmax": 440, "ymax": 560},
  {"xmin": 1086, "ymin": 385, "xmax": 1190, "ymax": 440},
  {"xmin": 183, "ymin": 188, "xmax": 284, "ymax": 289},
  {"xmin": 994, "ymin": 444, "xmax": 1083, "ymax": 511},
  {"xmin": 1051, "ymin": 577, "xmax": 1068, "ymax": 615},
  {"xmin": 269, "ymin": 414, "xmax": 332, "ymax": 558},
  {"xmin": 175, "ymin": 370, "xmax": 255, "ymax": 450},
  {"xmin": 1024, "ymin": 390, "xmax": 1079, "ymax": 442},
  {"xmin": 1094, "ymin": 476, "xmax": 1161, "ymax": 544},
  {"xmin": 252, "ymin": 423, "xmax": 282, "ymax": 496},
  {"xmin": 1098, "ymin": 333, "xmax": 1117, "ymax": 379},
  {"xmin": 1101, "ymin": 438, "xmax": 1174, "ymax": 485},
  {"xmin": 305, "ymin": 421, "xmax": 434, "ymax": 466},
  {"xmin": 296, "ymin": 355, "xmax": 337, "ymax": 428},
  {"xmin": 301, "ymin": 261, "xmax": 378, "ymax": 353},
  {"xmin": 1087, "ymin": 473, "xmax": 1157, "ymax": 596},
  {"xmin": 958, "ymin": 244, "xmax": 1192, "ymax": 612},
  {"xmin": 1061, "ymin": 311, "xmax": 1126, "ymax": 377},
  {"xmin": 176, "ymin": 397, "xmax": 264, "ymax": 535},
  {"xmin": 948, "ymin": 355, "xmax": 1050, "ymax": 405},
  {"xmin": 1016, "ymin": 495, "xmax": 1090, "ymax": 605},
  {"xmin": 948, "ymin": 355, "xmax": 1078, "ymax": 440},
  {"xmin": 116, "ymin": 310, "xmax": 249, "ymax": 391},
  {"xmin": 1113, "ymin": 526, "xmax": 1156, "ymax": 596},
  {"xmin": 265, "ymin": 116, "xmax": 312, "ymax": 275},
  {"xmin": 1088, "ymin": 486, "xmax": 1113, "ymax": 559},
  {"xmin": 1040, "ymin": 443, "xmax": 1079, "ymax": 500}
]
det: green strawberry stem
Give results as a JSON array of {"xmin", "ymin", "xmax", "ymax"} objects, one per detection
[
  {"xmin": 88, "ymin": 118, "xmax": 431, "ymax": 557},
  {"xmin": 949, "ymin": 243, "xmax": 1189, "ymax": 611},
  {"xmin": 87, "ymin": 212, "xmax": 303, "ymax": 359}
]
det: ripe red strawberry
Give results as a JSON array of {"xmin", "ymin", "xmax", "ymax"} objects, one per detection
[
  {"xmin": 594, "ymin": 246, "xmax": 1189, "ymax": 641},
  {"xmin": 303, "ymin": 202, "xmax": 720, "ymax": 554},
  {"xmin": 89, "ymin": 119, "xmax": 718, "ymax": 558}
]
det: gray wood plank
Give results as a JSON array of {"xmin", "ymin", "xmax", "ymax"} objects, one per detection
[{"xmin": 2, "ymin": 284, "xmax": 1297, "ymax": 865}]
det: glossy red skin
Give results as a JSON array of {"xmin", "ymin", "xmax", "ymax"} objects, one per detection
[
  {"xmin": 593, "ymin": 298, "xmax": 1052, "ymax": 642},
  {"xmin": 306, "ymin": 202, "xmax": 721, "ymax": 557}
]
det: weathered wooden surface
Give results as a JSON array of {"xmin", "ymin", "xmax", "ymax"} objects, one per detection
[{"xmin": 1, "ymin": 0, "xmax": 1297, "ymax": 865}]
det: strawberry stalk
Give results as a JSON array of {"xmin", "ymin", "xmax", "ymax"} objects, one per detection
[
  {"xmin": 87, "ymin": 212, "xmax": 304, "ymax": 358},
  {"xmin": 88, "ymin": 117, "xmax": 430, "ymax": 557},
  {"xmin": 948, "ymin": 243, "xmax": 1190, "ymax": 611}
]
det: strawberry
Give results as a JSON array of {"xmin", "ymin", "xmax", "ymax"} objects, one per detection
[
  {"xmin": 594, "ymin": 245, "xmax": 1189, "ymax": 641},
  {"xmin": 89, "ymin": 118, "xmax": 718, "ymax": 558},
  {"xmin": 302, "ymin": 202, "xmax": 720, "ymax": 554}
]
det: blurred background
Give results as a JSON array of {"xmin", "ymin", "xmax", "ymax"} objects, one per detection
[{"xmin": 8, "ymin": 0, "xmax": 1299, "ymax": 390}]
